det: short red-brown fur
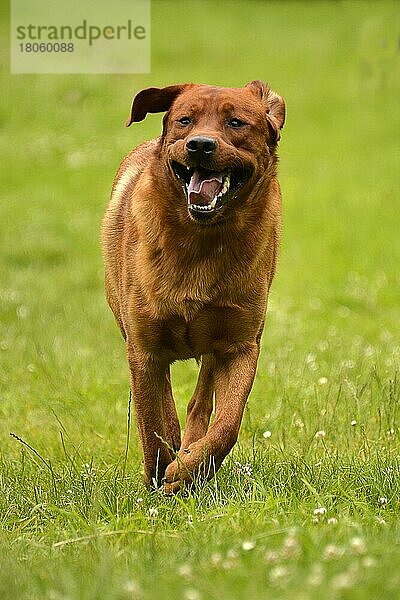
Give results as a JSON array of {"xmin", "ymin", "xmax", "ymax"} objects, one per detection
[{"xmin": 102, "ymin": 81, "xmax": 285, "ymax": 492}]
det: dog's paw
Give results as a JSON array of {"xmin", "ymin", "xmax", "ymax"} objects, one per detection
[
  {"xmin": 164, "ymin": 450, "xmax": 193, "ymax": 495},
  {"xmin": 164, "ymin": 478, "xmax": 182, "ymax": 495},
  {"xmin": 164, "ymin": 440, "xmax": 219, "ymax": 494}
]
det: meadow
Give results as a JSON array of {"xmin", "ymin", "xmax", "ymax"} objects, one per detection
[{"xmin": 0, "ymin": 1, "xmax": 399, "ymax": 598}]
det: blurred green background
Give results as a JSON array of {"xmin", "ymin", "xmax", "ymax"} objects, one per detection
[
  {"xmin": 1, "ymin": 0, "xmax": 398, "ymax": 448},
  {"xmin": 0, "ymin": 1, "xmax": 399, "ymax": 599}
]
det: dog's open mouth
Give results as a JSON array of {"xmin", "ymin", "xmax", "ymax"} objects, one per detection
[{"xmin": 171, "ymin": 161, "xmax": 251, "ymax": 221}]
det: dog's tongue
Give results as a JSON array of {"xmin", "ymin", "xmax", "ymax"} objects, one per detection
[{"xmin": 188, "ymin": 168, "xmax": 224, "ymax": 205}]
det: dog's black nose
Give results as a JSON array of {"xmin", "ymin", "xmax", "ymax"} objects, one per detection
[{"xmin": 186, "ymin": 136, "xmax": 217, "ymax": 155}]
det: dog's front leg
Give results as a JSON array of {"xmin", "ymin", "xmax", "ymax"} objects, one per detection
[
  {"xmin": 180, "ymin": 353, "xmax": 215, "ymax": 449},
  {"xmin": 127, "ymin": 343, "xmax": 174, "ymax": 487},
  {"xmin": 164, "ymin": 367, "xmax": 181, "ymax": 452},
  {"xmin": 164, "ymin": 344, "xmax": 259, "ymax": 493}
]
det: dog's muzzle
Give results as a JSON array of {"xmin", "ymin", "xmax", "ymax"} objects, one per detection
[
  {"xmin": 186, "ymin": 136, "xmax": 217, "ymax": 156},
  {"xmin": 171, "ymin": 152, "xmax": 252, "ymax": 223}
]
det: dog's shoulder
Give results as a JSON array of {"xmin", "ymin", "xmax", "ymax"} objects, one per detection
[
  {"xmin": 112, "ymin": 137, "xmax": 160, "ymax": 199},
  {"xmin": 102, "ymin": 138, "xmax": 159, "ymax": 272},
  {"xmin": 104, "ymin": 137, "xmax": 159, "ymax": 233}
]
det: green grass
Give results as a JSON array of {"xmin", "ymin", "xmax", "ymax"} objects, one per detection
[{"xmin": 1, "ymin": 1, "xmax": 400, "ymax": 598}]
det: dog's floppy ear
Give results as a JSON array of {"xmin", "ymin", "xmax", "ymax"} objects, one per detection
[
  {"xmin": 245, "ymin": 80, "xmax": 285, "ymax": 145},
  {"xmin": 125, "ymin": 84, "xmax": 190, "ymax": 127}
]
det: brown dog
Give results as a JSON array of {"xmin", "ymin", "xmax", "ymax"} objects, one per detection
[{"xmin": 101, "ymin": 81, "xmax": 285, "ymax": 493}]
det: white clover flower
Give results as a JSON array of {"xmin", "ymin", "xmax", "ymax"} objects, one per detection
[
  {"xmin": 81, "ymin": 463, "xmax": 96, "ymax": 481},
  {"xmin": 281, "ymin": 535, "xmax": 300, "ymax": 559},
  {"xmin": 362, "ymin": 556, "xmax": 376, "ymax": 568},
  {"xmin": 349, "ymin": 537, "xmax": 366, "ymax": 555},
  {"xmin": 318, "ymin": 377, "xmax": 328, "ymax": 385},
  {"xmin": 148, "ymin": 507, "xmax": 159, "ymax": 518},
  {"xmin": 263, "ymin": 430, "xmax": 272, "ymax": 439},
  {"xmin": 222, "ymin": 559, "xmax": 235, "ymax": 570},
  {"xmin": 184, "ymin": 589, "xmax": 201, "ymax": 600},
  {"xmin": 315, "ymin": 430, "xmax": 326, "ymax": 440},
  {"xmin": 242, "ymin": 540, "xmax": 256, "ymax": 551},
  {"xmin": 378, "ymin": 496, "xmax": 388, "ymax": 506},
  {"xmin": 308, "ymin": 563, "xmax": 323, "ymax": 587},
  {"xmin": 351, "ymin": 419, "xmax": 357, "ymax": 426},
  {"xmin": 332, "ymin": 566, "xmax": 357, "ymax": 590},
  {"xmin": 235, "ymin": 461, "xmax": 253, "ymax": 476},
  {"xmin": 327, "ymin": 517, "xmax": 338, "ymax": 525},
  {"xmin": 387, "ymin": 428, "xmax": 395, "ymax": 440},
  {"xmin": 323, "ymin": 544, "xmax": 344, "ymax": 560},
  {"xmin": 178, "ymin": 563, "xmax": 192, "ymax": 578},
  {"xmin": 270, "ymin": 565, "xmax": 289, "ymax": 584},
  {"xmin": 264, "ymin": 550, "xmax": 280, "ymax": 564},
  {"xmin": 210, "ymin": 552, "xmax": 222, "ymax": 566},
  {"xmin": 123, "ymin": 580, "xmax": 141, "ymax": 594},
  {"xmin": 313, "ymin": 507, "xmax": 327, "ymax": 517},
  {"xmin": 312, "ymin": 506, "xmax": 327, "ymax": 524}
]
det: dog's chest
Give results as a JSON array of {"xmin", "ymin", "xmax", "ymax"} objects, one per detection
[
  {"xmin": 146, "ymin": 245, "xmax": 229, "ymax": 310},
  {"xmin": 133, "ymin": 300, "xmax": 262, "ymax": 361},
  {"xmin": 129, "ymin": 230, "xmax": 266, "ymax": 359}
]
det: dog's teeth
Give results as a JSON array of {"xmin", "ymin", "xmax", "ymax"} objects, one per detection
[
  {"xmin": 221, "ymin": 174, "xmax": 230, "ymax": 195},
  {"xmin": 208, "ymin": 174, "xmax": 230, "ymax": 207},
  {"xmin": 192, "ymin": 204, "xmax": 213, "ymax": 211},
  {"xmin": 190, "ymin": 176, "xmax": 235, "ymax": 212}
]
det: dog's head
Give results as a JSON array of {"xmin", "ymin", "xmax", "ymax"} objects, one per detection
[{"xmin": 126, "ymin": 81, "xmax": 285, "ymax": 224}]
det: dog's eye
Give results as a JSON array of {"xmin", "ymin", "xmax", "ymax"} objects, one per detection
[
  {"xmin": 178, "ymin": 116, "xmax": 192, "ymax": 126},
  {"xmin": 227, "ymin": 118, "xmax": 246, "ymax": 128}
]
